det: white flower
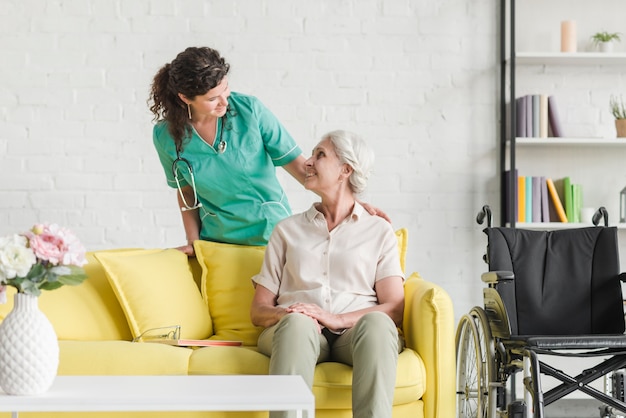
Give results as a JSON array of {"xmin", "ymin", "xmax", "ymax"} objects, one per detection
[
  {"xmin": 0, "ymin": 225, "xmax": 88, "ymax": 299},
  {"xmin": 0, "ymin": 234, "xmax": 37, "ymax": 281}
]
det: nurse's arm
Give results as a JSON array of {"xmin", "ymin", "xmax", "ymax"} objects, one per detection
[
  {"xmin": 283, "ymin": 154, "xmax": 307, "ymax": 185},
  {"xmin": 175, "ymin": 185, "xmax": 201, "ymax": 256}
]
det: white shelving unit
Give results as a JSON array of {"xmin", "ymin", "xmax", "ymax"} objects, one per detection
[
  {"xmin": 516, "ymin": 222, "xmax": 626, "ymax": 230},
  {"xmin": 512, "ymin": 138, "xmax": 626, "ymax": 146},
  {"xmin": 514, "ymin": 52, "xmax": 626, "ymax": 65},
  {"xmin": 502, "ymin": 51, "xmax": 626, "ymax": 230}
]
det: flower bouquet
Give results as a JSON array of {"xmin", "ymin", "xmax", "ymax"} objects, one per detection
[
  {"xmin": 0, "ymin": 223, "xmax": 88, "ymax": 301},
  {"xmin": 0, "ymin": 223, "xmax": 88, "ymax": 395}
]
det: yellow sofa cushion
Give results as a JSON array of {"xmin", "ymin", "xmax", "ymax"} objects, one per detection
[
  {"xmin": 58, "ymin": 340, "xmax": 192, "ymax": 375},
  {"xmin": 193, "ymin": 240, "xmax": 265, "ymax": 346},
  {"xmin": 312, "ymin": 348, "xmax": 425, "ymax": 409},
  {"xmin": 94, "ymin": 249, "xmax": 212, "ymax": 340},
  {"xmin": 187, "ymin": 346, "xmax": 425, "ymax": 407},
  {"xmin": 395, "ymin": 228, "xmax": 407, "ymax": 273},
  {"xmin": 0, "ymin": 251, "xmax": 133, "ymax": 341},
  {"xmin": 188, "ymin": 346, "xmax": 270, "ymax": 375}
]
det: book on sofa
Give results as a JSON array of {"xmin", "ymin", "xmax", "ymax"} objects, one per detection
[{"xmin": 145, "ymin": 339, "xmax": 243, "ymax": 347}]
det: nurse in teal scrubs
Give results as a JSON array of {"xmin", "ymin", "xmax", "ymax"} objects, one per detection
[{"xmin": 149, "ymin": 47, "xmax": 386, "ymax": 255}]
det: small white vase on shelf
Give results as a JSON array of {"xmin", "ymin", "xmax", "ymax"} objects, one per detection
[
  {"xmin": 599, "ymin": 41, "xmax": 614, "ymax": 53},
  {"xmin": 0, "ymin": 293, "xmax": 59, "ymax": 395}
]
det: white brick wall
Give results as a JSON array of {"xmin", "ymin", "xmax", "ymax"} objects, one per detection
[{"xmin": 1, "ymin": 0, "xmax": 625, "ymax": 326}]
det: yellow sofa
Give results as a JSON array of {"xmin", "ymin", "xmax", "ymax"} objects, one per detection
[{"xmin": 0, "ymin": 230, "xmax": 455, "ymax": 418}]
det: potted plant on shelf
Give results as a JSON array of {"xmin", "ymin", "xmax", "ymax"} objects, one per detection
[
  {"xmin": 591, "ymin": 31, "xmax": 621, "ymax": 52},
  {"xmin": 610, "ymin": 95, "xmax": 626, "ymax": 138}
]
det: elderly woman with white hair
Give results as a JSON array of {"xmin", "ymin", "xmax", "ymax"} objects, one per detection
[{"xmin": 250, "ymin": 130, "xmax": 405, "ymax": 418}]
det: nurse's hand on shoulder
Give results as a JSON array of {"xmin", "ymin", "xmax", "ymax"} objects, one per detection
[
  {"xmin": 175, "ymin": 244, "xmax": 195, "ymax": 257},
  {"xmin": 359, "ymin": 201, "xmax": 392, "ymax": 224}
]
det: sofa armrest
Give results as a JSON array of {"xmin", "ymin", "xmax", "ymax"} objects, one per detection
[{"xmin": 403, "ymin": 272, "xmax": 455, "ymax": 418}]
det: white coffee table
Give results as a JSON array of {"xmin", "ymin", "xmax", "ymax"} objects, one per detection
[{"xmin": 0, "ymin": 375, "xmax": 315, "ymax": 417}]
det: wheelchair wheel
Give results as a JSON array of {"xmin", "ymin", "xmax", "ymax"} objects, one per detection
[{"xmin": 456, "ymin": 307, "xmax": 497, "ymax": 418}]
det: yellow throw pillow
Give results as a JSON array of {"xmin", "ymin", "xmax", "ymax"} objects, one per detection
[
  {"xmin": 193, "ymin": 240, "xmax": 265, "ymax": 346},
  {"xmin": 94, "ymin": 249, "xmax": 212, "ymax": 340},
  {"xmin": 39, "ymin": 250, "xmax": 134, "ymax": 341},
  {"xmin": 395, "ymin": 228, "xmax": 408, "ymax": 273}
]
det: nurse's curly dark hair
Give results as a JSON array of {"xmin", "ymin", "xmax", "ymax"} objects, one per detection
[{"xmin": 148, "ymin": 47, "xmax": 230, "ymax": 153}]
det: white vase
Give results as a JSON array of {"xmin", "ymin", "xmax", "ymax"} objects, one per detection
[
  {"xmin": 0, "ymin": 293, "xmax": 59, "ymax": 395},
  {"xmin": 599, "ymin": 41, "xmax": 614, "ymax": 53}
]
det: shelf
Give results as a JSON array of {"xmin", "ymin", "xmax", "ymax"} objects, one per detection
[
  {"xmin": 513, "ymin": 52, "xmax": 626, "ymax": 65},
  {"xmin": 509, "ymin": 138, "xmax": 626, "ymax": 146},
  {"xmin": 515, "ymin": 222, "xmax": 626, "ymax": 230}
]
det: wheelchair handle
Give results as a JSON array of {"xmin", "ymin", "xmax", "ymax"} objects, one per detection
[
  {"xmin": 592, "ymin": 206, "xmax": 609, "ymax": 227},
  {"xmin": 476, "ymin": 205, "xmax": 493, "ymax": 227}
]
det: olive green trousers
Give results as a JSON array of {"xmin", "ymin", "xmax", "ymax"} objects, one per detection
[{"xmin": 257, "ymin": 311, "xmax": 402, "ymax": 418}]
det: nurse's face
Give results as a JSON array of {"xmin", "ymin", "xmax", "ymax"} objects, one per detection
[{"xmin": 182, "ymin": 77, "xmax": 231, "ymax": 119}]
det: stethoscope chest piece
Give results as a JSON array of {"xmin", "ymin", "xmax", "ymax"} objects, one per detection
[{"xmin": 217, "ymin": 139, "xmax": 227, "ymax": 154}]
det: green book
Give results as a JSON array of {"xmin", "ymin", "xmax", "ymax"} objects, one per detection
[
  {"xmin": 572, "ymin": 184, "xmax": 583, "ymax": 223},
  {"xmin": 563, "ymin": 177, "xmax": 573, "ymax": 222}
]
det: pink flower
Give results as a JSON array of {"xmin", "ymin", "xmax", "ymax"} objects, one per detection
[{"xmin": 26, "ymin": 223, "xmax": 87, "ymax": 267}]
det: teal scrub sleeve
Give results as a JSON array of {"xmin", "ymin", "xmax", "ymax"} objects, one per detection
[
  {"xmin": 152, "ymin": 123, "xmax": 189, "ymax": 189},
  {"xmin": 251, "ymin": 99, "xmax": 302, "ymax": 166}
]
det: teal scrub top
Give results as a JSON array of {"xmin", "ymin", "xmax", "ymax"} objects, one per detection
[{"xmin": 153, "ymin": 92, "xmax": 302, "ymax": 246}]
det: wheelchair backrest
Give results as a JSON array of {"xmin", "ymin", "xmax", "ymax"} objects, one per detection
[{"xmin": 485, "ymin": 227, "xmax": 625, "ymax": 336}]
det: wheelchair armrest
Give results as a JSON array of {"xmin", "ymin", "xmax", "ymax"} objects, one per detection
[{"xmin": 481, "ymin": 270, "xmax": 514, "ymax": 284}]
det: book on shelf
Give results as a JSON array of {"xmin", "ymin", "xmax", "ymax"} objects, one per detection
[
  {"xmin": 525, "ymin": 176, "xmax": 533, "ymax": 222},
  {"xmin": 546, "ymin": 178, "xmax": 568, "ymax": 223},
  {"xmin": 563, "ymin": 177, "xmax": 574, "ymax": 222},
  {"xmin": 515, "ymin": 97, "xmax": 527, "ymax": 138},
  {"xmin": 547, "ymin": 95, "xmax": 564, "ymax": 137},
  {"xmin": 539, "ymin": 176, "xmax": 550, "ymax": 222},
  {"xmin": 507, "ymin": 175, "xmax": 582, "ymax": 224},
  {"xmin": 531, "ymin": 95, "xmax": 540, "ymax": 138},
  {"xmin": 518, "ymin": 176, "xmax": 526, "ymax": 223},
  {"xmin": 532, "ymin": 176, "xmax": 542, "ymax": 222},
  {"xmin": 514, "ymin": 94, "xmax": 564, "ymax": 138},
  {"xmin": 504, "ymin": 169, "xmax": 518, "ymax": 223},
  {"xmin": 539, "ymin": 94, "xmax": 549, "ymax": 138},
  {"xmin": 572, "ymin": 184, "xmax": 583, "ymax": 223},
  {"xmin": 525, "ymin": 95, "xmax": 533, "ymax": 137}
]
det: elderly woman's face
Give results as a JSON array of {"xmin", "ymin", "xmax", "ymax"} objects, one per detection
[{"xmin": 304, "ymin": 138, "xmax": 347, "ymax": 193}]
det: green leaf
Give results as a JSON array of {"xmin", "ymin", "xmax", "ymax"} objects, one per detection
[
  {"xmin": 20, "ymin": 281, "xmax": 42, "ymax": 297},
  {"xmin": 45, "ymin": 271, "xmax": 59, "ymax": 283},
  {"xmin": 50, "ymin": 266, "xmax": 71, "ymax": 276},
  {"xmin": 8, "ymin": 276, "xmax": 26, "ymax": 291},
  {"xmin": 26, "ymin": 263, "xmax": 45, "ymax": 281},
  {"xmin": 40, "ymin": 282, "xmax": 64, "ymax": 291},
  {"xmin": 57, "ymin": 273, "xmax": 88, "ymax": 286}
]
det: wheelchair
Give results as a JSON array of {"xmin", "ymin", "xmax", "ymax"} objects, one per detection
[{"xmin": 456, "ymin": 205, "xmax": 626, "ymax": 418}]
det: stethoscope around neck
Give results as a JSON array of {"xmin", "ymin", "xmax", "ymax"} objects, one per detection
[{"xmin": 171, "ymin": 115, "xmax": 227, "ymax": 212}]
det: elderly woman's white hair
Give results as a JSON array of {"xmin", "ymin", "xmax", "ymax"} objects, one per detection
[{"xmin": 323, "ymin": 130, "xmax": 374, "ymax": 195}]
